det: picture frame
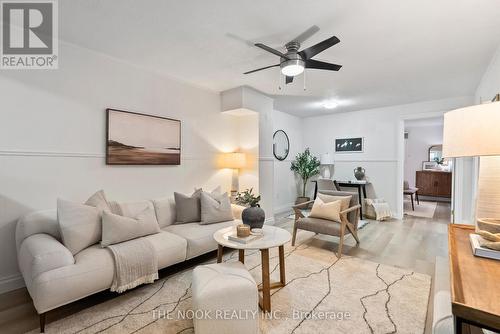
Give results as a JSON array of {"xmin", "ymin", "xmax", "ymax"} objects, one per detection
[
  {"xmin": 106, "ymin": 108, "xmax": 181, "ymax": 165},
  {"xmin": 422, "ymin": 161, "xmax": 439, "ymax": 170},
  {"xmin": 335, "ymin": 137, "xmax": 364, "ymax": 153}
]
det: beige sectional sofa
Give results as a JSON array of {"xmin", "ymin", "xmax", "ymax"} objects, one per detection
[{"xmin": 15, "ymin": 196, "xmax": 244, "ymax": 330}]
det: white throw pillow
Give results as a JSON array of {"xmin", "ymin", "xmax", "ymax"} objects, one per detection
[
  {"xmin": 200, "ymin": 191, "xmax": 234, "ymax": 224},
  {"xmin": 309, "ymin": 197, "xmax": 342, "ymax": 223},
  {"xmin": 57, "ymin": 199, "xmax": 102, "ymax": 255},
  {"xmin": 317, "ymin": 193, "xmax": 352, "ymax": 212},
  {"xmin": 84, "ymin": 190, "xmax": 112, "ymax": 212},
  {"xmin": 101, "ymin": 207, "xmax": 161, "ymax": 247}
]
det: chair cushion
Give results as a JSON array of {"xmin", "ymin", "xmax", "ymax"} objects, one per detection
[
  {"xmin": 317, "ymin": 193, "xmax": 352, "ymax": 212},
  {"xmin": 296, "ymin": 217, "xmax": 347, "ymax": 237},
  {"xmin": 309, "ymin": 197, "xmax": 342, "ymax": 222},
  {"xmin": 164, "ymin": 220, "xmax": 238, "ymax": 259}
]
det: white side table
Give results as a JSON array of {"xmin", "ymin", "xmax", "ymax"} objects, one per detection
[{"xmin": 213, "ymin": 225, "xmax": 291, "ymax": 312}]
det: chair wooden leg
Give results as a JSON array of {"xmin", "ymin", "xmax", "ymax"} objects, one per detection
[
  {"xmin": 40, "ymin": 313, "xmax": 46, "ymax": 333},
  {"xmin": 410, "ymin": 194, "xmax": 415, "ymax": 211},
  {"xmin": 416, "ymin": 191, "xmax": 420, "ymax": 205},
  {"xmin": 337, "ymin": 224, "xmax": 346, "ymax": 258},
  {"xmin": 347, "ymin": 224, "xmax": 360, "ymax": 244},
  {"xmin": 292, "ymin": 226, "xmax": 298, "ymax": 246}
]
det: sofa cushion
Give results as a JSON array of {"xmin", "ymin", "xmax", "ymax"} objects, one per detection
[
  {"xmin": 84, "ymin": 190, "xmax": 112, "ymax": 212},
  {"xmin": 164, "ymin": 220, "xmax": 238, "ymax": 259},
  {"xmin": 57, "ymin": 199, "xmax": 102, "ymax": 255},
  {"xmin": 200, "ymin": 191, "xmax": 233, "ymax": 225},
  {"xmin": 101, "ymin": 208, "xmax": 161, "ymax": 247},
  {"xmin": 109, "ymin": 200, "xmax": 155, "ymax": 218},
  {"xmin": 28, "ymin": 230, "xmax": 187, "ymax": 313},
  {"xmin": 152, "ymin": 197, "xmax": 176, "ymax": 227},
  {"xmin": 174, "ymin": 188, "xmax": 202, "ymax": 223}
]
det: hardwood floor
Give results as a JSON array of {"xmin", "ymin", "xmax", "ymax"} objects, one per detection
[{"xmin": 0, "ymin": 201, "xmax": 451, "ymax": 334}]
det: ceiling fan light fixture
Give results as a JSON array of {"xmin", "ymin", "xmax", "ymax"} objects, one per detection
[
  {"xmin": 281, "ymin": 59, "xmax": 305, "ymax": 76},
  {"xmin": 322, "ymin": 100, "xmax": 338, "ymax": 109}
]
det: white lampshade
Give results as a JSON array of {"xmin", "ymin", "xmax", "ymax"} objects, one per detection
[
  {"xmin": 219, "ymin": 152, "xmax": 246, "ymax": 169},
  {"xmin": 443, "ymin": 102, "xmax": 500, "ymax": 158},
  {"xmin": 320, "ymin": 153, "xmax": 334, "ymax": 165}
]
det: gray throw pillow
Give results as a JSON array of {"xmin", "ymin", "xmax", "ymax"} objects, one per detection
[
  {"xmin": 200, "ymin": 191, "xmax": 234, "ymax": 224},
  {"xmin": 174, "ymin": 188, "xmax": 202, "ymax": 223},
  {"xmin": 101, "ymin": 207, "xmax": 161, "ymax": 247},
  {"xmin": 58, "ymin": 199, "xmax": 102, "ymax": 255}
]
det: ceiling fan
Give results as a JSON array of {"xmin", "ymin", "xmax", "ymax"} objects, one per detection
[{"xmin": 244, "ymin": 26, "xmax": 342, "ymax": 84}]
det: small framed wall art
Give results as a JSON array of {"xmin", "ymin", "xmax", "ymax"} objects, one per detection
[
  {"xmin": 106, "ymin": 109, "xmax": 181, "ymax": 165},
  {"xmin": 335, "ymin": 137, "xmax": 363, "ymax": 153}
]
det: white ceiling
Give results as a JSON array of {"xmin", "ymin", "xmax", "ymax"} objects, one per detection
[
  {"xmin": 405, "ymin": 117, "xmax": 444, "ymax": 129},
  {"xmin": 59, "ymin": 0, "xmax": 500, "ymax": 117}
]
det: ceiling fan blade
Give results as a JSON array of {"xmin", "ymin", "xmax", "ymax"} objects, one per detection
[
  {"xmin": 305, "ymin": 59, "xmax": 342, "ymax": 71},
  {"xmin": 299, "ymin": 36, "xmax": 340, "ymax": 60},
  {"xmin": 288, "ymin": 25, "xmax": 320, "ymax": 44},
  {"xmin": 285, "ymin": 76, "xmax": 294, "ymax": 84},
  {"xmin": 243, "ymin": 64, "xmax": 279, "ymax": 75},
  {"xmin": 254, "ymin": 43, "xmax": 290, "ymax": 59}
]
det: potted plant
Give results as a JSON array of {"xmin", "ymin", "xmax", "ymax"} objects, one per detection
[
  {"xmin": 236, "ymin": 188, "xmax": 265, "ymax": 229},
  {"xmin": 290, "ymin": 148, "xmax": 320, "ymax": 204}
]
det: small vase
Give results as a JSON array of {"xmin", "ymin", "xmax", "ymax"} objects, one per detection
[
  {"xmin": 354, "ymin": 167, "xmax": 365, "ymax": 180},
  {"xmin": 242, "ymin": 205, "xmax": 265, "ymax": 229}
]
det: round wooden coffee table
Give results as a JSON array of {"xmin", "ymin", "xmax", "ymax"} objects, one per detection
[{"xmin": 213, "ymin": 225, "xmax": 291, "ymax": 312}]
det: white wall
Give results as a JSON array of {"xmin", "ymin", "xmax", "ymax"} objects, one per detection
[
  {"xmin": 404, "ymin": 124, "xmax": 443, "ymax": 188},
  {"xmin": 272, "ymin": 110, "xmax": 304, "ymax": 214},
  {"xmin": 0, "ymin": 42, "xmax": 245, "ymax": 292},
  {"xmin": 474, "ymin": 43, "xmax": 500, "ymax": 221},
  {"xmin": 302, "ymin": 96, "xmax": 473, "ymax": 218}
]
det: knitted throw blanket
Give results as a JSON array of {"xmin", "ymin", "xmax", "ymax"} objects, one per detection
[{"xmin": 108, "ymin": 238, "xmax": 158, "ymax": 293}]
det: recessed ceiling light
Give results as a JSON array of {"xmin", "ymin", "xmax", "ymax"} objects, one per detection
[{"xmin": 322, "ymin": 100, "xmax": 338, "ymax": 109}]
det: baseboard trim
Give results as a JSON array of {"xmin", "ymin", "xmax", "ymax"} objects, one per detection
[
  {"xmin": 0, "ymin": 273, "xmax": 25, "ymax": 294},
  {"xmin": 274, "ymin": 202, "xmax": 295, "ymax": 215}
]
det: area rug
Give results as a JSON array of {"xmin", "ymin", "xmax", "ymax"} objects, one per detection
[
  {"xmin": 404, "ymin": 200, "xmax": 437, "ymax": 219},
  {"xmin": 32, "ymin": 231, "xmax": 431, "ymax": 334}
]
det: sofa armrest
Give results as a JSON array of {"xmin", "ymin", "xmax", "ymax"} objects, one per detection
[
  {"xmin": 18, "ymin": 234, "xmax": 75, "ymax": 288},
  {"xmin": 231, "ymin": 204, "xmax": 246, "ymax": 220}
]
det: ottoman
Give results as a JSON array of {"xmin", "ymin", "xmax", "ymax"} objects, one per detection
[{"xmin": 192, "ymin": 262, "xmax": 259, "ymax": 334}]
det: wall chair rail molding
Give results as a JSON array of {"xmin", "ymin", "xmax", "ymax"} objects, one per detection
[{"xmin": 0, "ymin": 149, "xmax": 105, "ymax": 158}]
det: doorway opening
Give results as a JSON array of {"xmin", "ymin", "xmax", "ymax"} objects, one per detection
[{"xmin": 403, "ymin": 117, "xmax": 451, "ymax": 222}]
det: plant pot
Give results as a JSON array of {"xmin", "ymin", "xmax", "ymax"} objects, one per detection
[
  {"xmin": 295, "ymin": 196, "xmax": 310, "ymax": 205},
  {"xmin": 242, "ymin": 205, "xmax": 265, "ymax": 229}
]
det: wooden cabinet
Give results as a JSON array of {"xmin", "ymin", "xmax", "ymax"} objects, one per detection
[{"xmin": 416, "ymin": 170, "xmax": 452, "ymax": 198}]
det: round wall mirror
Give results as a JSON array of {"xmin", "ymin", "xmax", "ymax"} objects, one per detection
[{"xmin": 273, "ymin": 130, "xmax": 290, "ymax": 161}]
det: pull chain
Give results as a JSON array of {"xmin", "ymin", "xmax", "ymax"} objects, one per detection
[
  {"xmin": 303, "ymin": 70, "xmax": 307, "ymax": 91},
  {"xmin": 278, "ymin": 70, "xmax": 282, "ymax": 91}
]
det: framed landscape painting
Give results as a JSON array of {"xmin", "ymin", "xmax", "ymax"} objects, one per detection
[
  {"xmin": 106, "ymin": 109, "xmax": 181, "ymax": 165},
  {"xmin": 335, "ymin": 137, "xmax": 363, "ymax": 153}
]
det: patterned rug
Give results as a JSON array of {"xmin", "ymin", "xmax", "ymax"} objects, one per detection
[{"xmin": 31, "ymin": 230, "xmax": 431, "ymax": 334}]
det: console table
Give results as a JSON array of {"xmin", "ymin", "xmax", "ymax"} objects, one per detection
[
  {"xmin": 449, "ymin": 224, "xmax": 500, "ymax": 333},
  {"xmin": 312, "ymin": 180, "xmax": 368, "ymax": 218}
]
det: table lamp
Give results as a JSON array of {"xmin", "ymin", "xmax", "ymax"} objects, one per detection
[
  {"xmin": 219, "ymin": 152, "xmax": 247, "ymax": 200},
  {"xmin": 320, "ymin": 153, "xmax": 334, "ymax": 179},
  {"xmin": 443, "ymin": 101, "xmax": 500, "ymax": 237}
]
